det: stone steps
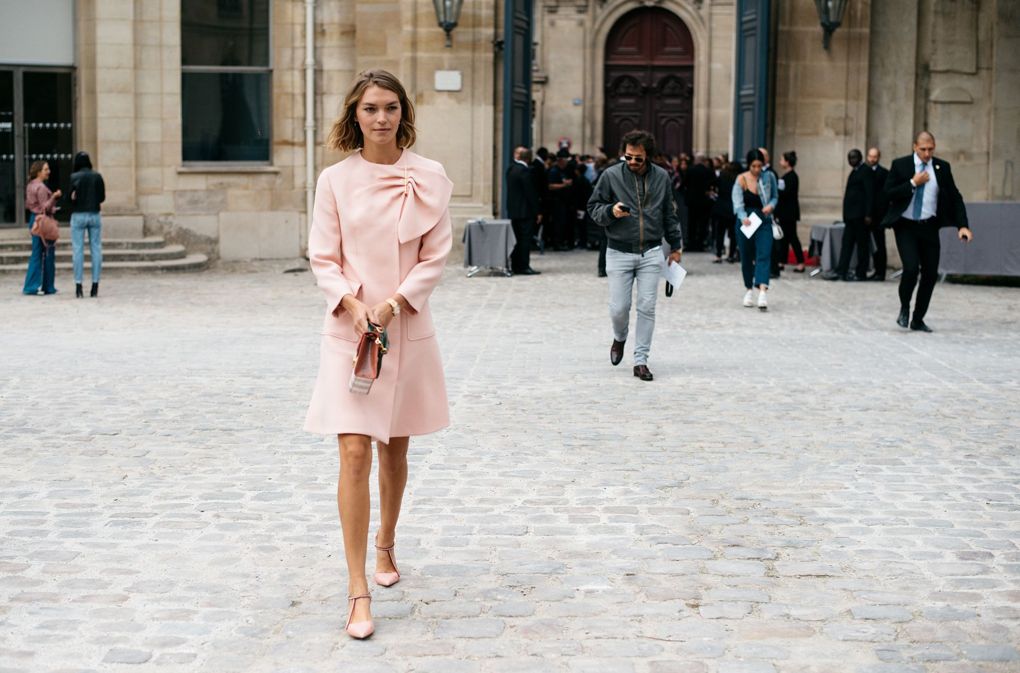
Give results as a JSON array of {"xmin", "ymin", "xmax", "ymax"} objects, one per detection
[
  {"xmin": 0, "ymin": 254, "xmax": 209, "ymax": 273},
  {"xmin": 0, "ymin": 227, "xmax": 208, "ymax": 273}
]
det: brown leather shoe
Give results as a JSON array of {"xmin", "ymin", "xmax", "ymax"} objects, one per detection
[
  {"xmin": 633, "ymin": 364, "xmax": 653, "ymax": 381},
  {"xmin": 610, "ymin": 339, "xmax": 625, "ymax": 366}
]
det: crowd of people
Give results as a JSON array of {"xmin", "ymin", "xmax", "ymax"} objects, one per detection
[{"xmin": 505, "ymin": 141, "xmax": 807, "ymax": 282}]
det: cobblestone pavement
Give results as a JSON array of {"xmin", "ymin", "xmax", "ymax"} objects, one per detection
[{"xmin": 1, "ymin": 250, "xmax": 1018, "ymax": 673}]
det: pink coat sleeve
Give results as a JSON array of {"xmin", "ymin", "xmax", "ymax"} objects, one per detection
[
  {"xmin": 397, "ymin": 208, "xmax": 453, "ymax": 313},
  {"xmin": 308, "ymin": 170, "xmax": 361, "ymax": 316}
]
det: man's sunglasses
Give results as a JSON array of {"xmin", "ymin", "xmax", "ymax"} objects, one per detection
[{"xmin": 623, "ymin": 154, "xmax": 646, "ymax": 164}]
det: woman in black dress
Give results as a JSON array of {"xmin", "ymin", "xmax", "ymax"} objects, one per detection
[{"xmin": 775, "ymin": 151, "xmax": 805, "ymax": 273}]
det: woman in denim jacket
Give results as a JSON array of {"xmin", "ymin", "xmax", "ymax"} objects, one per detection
[{"xmin": 732, "ymin": 148, "xmax": 777, "ymax": 310}]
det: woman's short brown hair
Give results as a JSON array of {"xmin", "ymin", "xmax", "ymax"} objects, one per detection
[
  {"xmin": 327, "ymin": 69, "xmax": 416, "ymax": 152},
  {"xmin": 28, "ymin": 160, "xmax": 47, "ymax": 180}
]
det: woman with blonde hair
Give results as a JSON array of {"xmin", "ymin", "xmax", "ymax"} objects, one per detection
[{"xmin": 305, "ymin": 69, "xmax": 453, "ymax": 639}]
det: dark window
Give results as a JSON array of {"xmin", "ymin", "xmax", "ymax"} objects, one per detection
[{"xmin": 181, "ymin": 0, "xmax": 271, "ymax": 162}]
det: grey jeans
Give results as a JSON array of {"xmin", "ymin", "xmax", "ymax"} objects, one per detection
[{"xmin": 606, "ymin": 246, "xmax": 662, "ymax": 366}]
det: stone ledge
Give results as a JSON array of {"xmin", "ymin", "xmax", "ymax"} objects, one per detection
[{"xmin": 178, "ymin": 165, "xmax": 281, "ymax": 174}]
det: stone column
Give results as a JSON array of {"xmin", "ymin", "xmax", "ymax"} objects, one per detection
[
  {"xmin": 92, "ymin": 0, "xmax": 137, "ymax": 213},
  {"xmin": 990, "ymin": 0, "xmax": 1020, "ymax": 201}
]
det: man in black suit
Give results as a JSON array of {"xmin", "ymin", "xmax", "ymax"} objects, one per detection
[
  {"xmin": 882, "ymin": 131, "xmax": 973, "ymax": 332},
  {"xmin": 866, "ymin": 147, "xmax": 889, "ymax": 280},
  {"xmin": 505, "ymin": 146, "xmax": 541, "ymax": 275},
  {"xmin": 826, "ymin": 149, "xmax": 874, "ymax": 281}
]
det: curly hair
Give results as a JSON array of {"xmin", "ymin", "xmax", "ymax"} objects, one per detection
[
  {"xmin": 620, "ymin": 130, "xmax": 656, "ymax": 158},
  {"xmin": 326, "ymin": 70, "xmax": 417, "ymax": 152}
]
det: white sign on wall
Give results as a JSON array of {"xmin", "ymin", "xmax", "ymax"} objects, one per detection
[{"xmin": 434, "ymin": 70, "xmax": 463, "ymax": 92}]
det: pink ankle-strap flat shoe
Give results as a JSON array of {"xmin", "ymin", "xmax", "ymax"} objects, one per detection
[
  {"xmin": 374, "ymin": 542, "xmax": 401, "ymax": 587},
  {"xmin": 345, "ymin": 593, "xmax": 374, "ymax": 639}
]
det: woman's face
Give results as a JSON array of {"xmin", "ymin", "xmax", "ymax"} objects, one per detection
[
  {"xmin": 749, "ymin": 160, "xmax": 763, "ymax": 177},
  {"xmin": 356, "ymin": 85, "xmax": 402, "ymax": 149},
  {"xmin": 39, "ymin": 163, "xmax": 50, "ymax": 181},
  {"xmin": 779, "ymin": 156, "xmax": 790, "ymax": 171}
]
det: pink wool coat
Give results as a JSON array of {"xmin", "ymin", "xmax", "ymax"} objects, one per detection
[{"xmin": 304, "ymin": 150, "xmax": 453, "ymax": 442}]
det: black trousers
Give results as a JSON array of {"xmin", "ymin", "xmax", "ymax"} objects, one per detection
[
  {"xmin": 510, "ymin": 216, "xmax": 535, "ymax": 272},
  {"xmin": 711, "ymin": 214, "xmax": 734, "ymax": 259},
  {"xmin": 835, "ymin": 218, "xmax": 870, "ymax": 279},
  {"xmin": 870, "ymin": 226, "xmax": 887, "ymax": 279},
  {"xmin": 776, "ymin": 219, "xmax": 805, "ymax": 265},
  {"xmin": 894, "ymin": 219, "xmax": 941, "ymax": 321}
]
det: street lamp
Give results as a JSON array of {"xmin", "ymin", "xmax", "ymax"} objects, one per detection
[
  {"xmin": 433, "ymin": 0, "xmax": 464, "ymax": 48},
  {"xmin": 815, "ymin": 0, "xmax": 849, "ymax": 50}
]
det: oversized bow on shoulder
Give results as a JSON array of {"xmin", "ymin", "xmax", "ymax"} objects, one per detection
[{"xmin": 374, "ymin": 163, "xmax": 454, "ymax": 244}]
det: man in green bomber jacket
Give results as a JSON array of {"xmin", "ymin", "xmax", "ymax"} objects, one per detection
[{"xmin": 587, "ymin": 129, "xmax": 684, "ymax": 382}]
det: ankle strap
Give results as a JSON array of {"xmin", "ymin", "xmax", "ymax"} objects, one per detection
[
  {"xmin": 375, "ymin": 543, "xmax": 394, "ymax": 551},
  {"xmin": 348, "ymin": 593, "xmax": 371, "ymax": 602}
]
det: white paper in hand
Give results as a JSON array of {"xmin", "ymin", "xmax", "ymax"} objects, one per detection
[
  {"xmin": 740, "ymin": 211, "xmax": 763, "ymax": 239},
  {"xmin": 661, "ymin": 260, "xmax": 687, "ymax": 288}
]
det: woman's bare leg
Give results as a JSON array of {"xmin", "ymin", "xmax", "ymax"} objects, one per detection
[
  {"xmin": 338, "ymin": 433, "xmax": 373, "ymax": 623},
  {"xmin": 376, "ymin": 436, "xmax": 409, "ymax": 574}
]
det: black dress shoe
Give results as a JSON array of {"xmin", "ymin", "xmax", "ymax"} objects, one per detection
[
  {"xmin": 910, "ymin": 319, "xmax": 933, "ymax": 333},
  {"xmin": 520, "ymin": 268, "xmax": 541, "ymax": 275},
  {"xmin": 633, "ymin": 364, "xmax": 654, "ymax": 381},
  {"xmin": 610, "ymin": 339, "xmax": 625, "ymax": 366},
  {"xmin": 897, "ymin": 308, "xmax": 909, "ymax": 328},
  {"xmin": 597, "ymin": 270, "xmax": 607, "ymax": 278}
]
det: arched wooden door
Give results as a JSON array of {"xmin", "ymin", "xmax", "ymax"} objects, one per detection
[{"xmin": 604, "ymin": 8, "xmax": 694, "ymax": 158}]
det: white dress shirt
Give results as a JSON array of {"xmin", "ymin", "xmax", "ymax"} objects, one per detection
[{"xmin": 902, "ymin": 152, "xmax": 939, "ymax": 221}]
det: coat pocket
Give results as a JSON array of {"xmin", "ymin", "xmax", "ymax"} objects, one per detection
[
  {"xmin": 406, "ymin": 303, "xmax": 436, "ymax": 340},
  {"xmin": 322, "ymin": 313, "xmax": 359, "ymax": 342}
]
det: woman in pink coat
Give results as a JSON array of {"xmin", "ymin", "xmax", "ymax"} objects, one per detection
[{"xmin": 305, "ymin": 70, "xmax": 453, "ymax": 639}]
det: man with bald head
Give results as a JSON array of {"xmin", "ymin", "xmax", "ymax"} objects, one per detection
[
  {"xmin": 882, "ymin": 131, "xmax": 973, "ymax": 332},
  {"xmin": 866, "ymin": 147, "xmax": 889, "ymax": 280}
]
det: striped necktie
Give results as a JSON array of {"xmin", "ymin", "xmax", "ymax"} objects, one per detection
[{"xmin": 912, "ymin": 163, "xmax": 926, "ymax": 220}]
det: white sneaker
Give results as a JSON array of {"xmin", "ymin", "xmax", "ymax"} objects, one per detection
[
  {"xmin": 757, "ymin": 290, "xmax": 768, "ymax": 311},
  {"xmin": 743, "ymin": 289, "xmax": 755, "ymax": 307}
]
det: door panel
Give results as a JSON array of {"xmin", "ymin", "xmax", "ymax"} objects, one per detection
[
  {"xmin": 604, "ymin": 8, "xmax": 693, "ymax": 158},
  {"xmin": 0, "ymin": 71, "xmax": 14, "ymax": 224},
  {"xmin": 23, "ymin": 70, "xmax": 75, "ymax": 221}
]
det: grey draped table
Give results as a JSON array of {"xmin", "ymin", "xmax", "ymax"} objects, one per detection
[
  {"xmin": 809, "ymin": 221, "xmax": 875, "ymax": 274},
  {"xmin": 938, "ymin": 202, "xmax": 1020, "ymax": 276},
  {"xmin": 462, "ymin": 218, "xmax": 516, "ymax": 276}
]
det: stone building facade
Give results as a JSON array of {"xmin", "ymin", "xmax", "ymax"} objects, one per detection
[{"xmin": 0, "ymin": 0, "xmax": 1016, "ymax": 259}]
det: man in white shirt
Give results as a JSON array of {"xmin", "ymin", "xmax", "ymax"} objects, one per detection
[{"xmin": 880, "ymin": 131, "xmax": 973, "ymax": 332}]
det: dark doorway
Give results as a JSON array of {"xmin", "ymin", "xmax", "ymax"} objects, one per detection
[
  {"xmin": 0, "ymin": 67, "xmax": 75, "ymax": 228},
  {"xmin": 603, "ymin": 8, "xmax": 693, "ymax": 158}
]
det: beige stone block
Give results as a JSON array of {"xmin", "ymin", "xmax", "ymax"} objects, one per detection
[
  {"xmin": 98, "ymin": 140, "xmax": 135, "ymax": 167},
  {"xmin": 136, "ymin": 141, "xmax": 162, "ymax": 164},
  {"xmin": 270, "ymin": 189, "xmax": 303, "ymax": 212},
  {"xmin": 175, "ymin": 189, "xmax": 226, "ymax": 214},
  {"xmin": 219, "ymin": 211, "xmax": 301, "ymax": 260},
  {"xmin": 137, "ymin": 167, "xmax": 163, "ymax": 193},
  {"xmin": 97, "ymin": 68, "xmax": 133, "ymax": 94},
  {"xmin": 137, "ymin": 118, "xmax": 162, "ymax": 144},
  {"xmin": 135, "ymin": 67, "xmax": 162, "ymax": 93},
  {"xmin": 227, "ymin": 189, "xmax": 273, "ymax": 211},
  {"xmin": 97, "ymin": 121, "xmax": 134, "ymax": 143},
  {"xmin": 96, "ymin": 1, "xmax": 133, "ymax": 21},
  {"xmin": 139, "ymin": 193, "xmax": 174, "ymax": 213},
  {"xmin": 175, "ymin": 215, "xmax": 219, "ymax": 239},
  {"xmin": 96, "ymin": 44, "xmax": 133, "ymax": 68},
  {"xmin": 137, "ymin": 94, "xmax": 161, "ymax": 119},
  {"xmin": 96, "ymin": 19, "xmax": 134, "ymax": 46},
  {"xmin": 161, "ymin": 19, "xmax": 181, "ymax": 46},
  {"xmin": 168, "ymin": 172, "xmax": 204, "ymax": 193},
  {"xmin": 161, "ymin": 0, "xmax": 180, "ymax": 21},
  {"xmin": 97, "ymin": 93, "xmax": 133, "ymax": 118},
  {"xmin": 99, "ymin": 215, "xmax": 144, "ymax": 238}
]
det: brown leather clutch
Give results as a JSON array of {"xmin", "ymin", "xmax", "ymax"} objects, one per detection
[{"xmin": 348, "ymin": 322, "xmax": 388, "ymax": 394}]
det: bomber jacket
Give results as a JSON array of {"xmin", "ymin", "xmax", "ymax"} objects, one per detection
[
  {"xmin": 587, "ymin": 161, "xmax": 683, "ymax": 254},
  {"xmin": 70, "ymin": 168, "xmax": 105, "ymax": 213}
]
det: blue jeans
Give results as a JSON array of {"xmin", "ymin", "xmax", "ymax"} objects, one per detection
[
  {"xmin": 736, "ymin": 217, "xmax": 773, "ymax": 289},
  {"xmin": 22, "ymin": 213, "xmax": 56, "ymax": 295},
  {"xmin": 606, "ymin": 246, "xmax": 662, "ymax": 366},
  {"xmin": 71, "ymin": 212, "xmax": 103, "ymax": 283}
]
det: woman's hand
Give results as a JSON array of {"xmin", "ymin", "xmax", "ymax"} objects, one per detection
[
  {"xmin": 53, "ymin": 189, "xmax": 62, "ymax": 199},
  {"xmin": 369, "ymin": 301, "xmax": 396, "ymax": 330},
  {"xmin": 340, "ymin": 295, "xmax": 372, "ymax": 338},
  {"xmin": 762, "ymin": 204, "xmax": 774, "ymax": 215},
  {"xmin": 742, "ymin": 218, "xmax": 751, "ymax": 226}
]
